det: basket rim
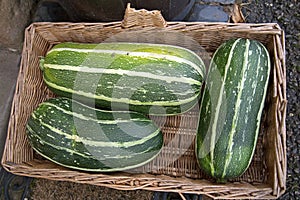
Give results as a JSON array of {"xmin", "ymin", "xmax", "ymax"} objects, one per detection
[{"xmin": 28, "ymin": 21, "xmax": 283, "ymax": 30}]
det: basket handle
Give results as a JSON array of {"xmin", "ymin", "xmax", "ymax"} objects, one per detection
[{"xmin": 121, "ymin": 3, "xmax": 167, "ymax": 29}]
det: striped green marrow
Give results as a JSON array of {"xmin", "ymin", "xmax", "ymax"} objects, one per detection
[
  {"xmin": 40, "ymin": 42, "xmax": 205, "ymax": 115},
  {"xmin": 26, "ymin": 97, "xmax": 163, "ymax": 172},
  {"xmin": 196, "ymin": 38, "xmax": 270, "ymax": 182}
]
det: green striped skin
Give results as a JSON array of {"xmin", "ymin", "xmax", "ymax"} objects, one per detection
[
  {"xmin": 41, "ymin": 42, "xmax": 205, "ymax": 115},
  {"xmin": 196, "ymin": 38, "xmax": 270, "ymax": 182},
  {"xmin": 26, "ymin": 97, "xmax": 163, "ymax": 172}
]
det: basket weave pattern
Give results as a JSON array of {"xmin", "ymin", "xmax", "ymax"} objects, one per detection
[{"xmin": 1, "ymin": 8, "xmax": 286, "ymax": 199}]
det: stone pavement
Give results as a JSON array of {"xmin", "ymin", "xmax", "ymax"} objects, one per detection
[
  {"xmin": 0, "ymin": 0, "xmax": 37, "ymax": 157},
  {"xmin": 0, "ymin": 48, "xmax": 20, "ymax": 158}
]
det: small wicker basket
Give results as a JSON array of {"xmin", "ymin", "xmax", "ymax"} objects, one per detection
[{"xmin": 1, "ymin": 5, "xmax": 286, "ymax": 199}]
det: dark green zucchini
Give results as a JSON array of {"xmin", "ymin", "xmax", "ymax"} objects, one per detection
[
  {"xmin": 40, "ymin": 42, "xmax": 205, "ymax": 115},
  {"xmin": 26, "ymin": 97, "xmax": 163, "ymax": 172},
  {"xmin": 196, "ymin": 38, "xmax": 270, "ymax": 182}
]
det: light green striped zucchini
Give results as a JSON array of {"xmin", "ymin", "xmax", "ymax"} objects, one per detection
[
  {"xmin": 40, "ymin": 42, "xmax": 205, "ymax": 115},
  {"xmin": 26, "ymin": 97, "xmax": 163, "ymax": 172},
  {"xmin": 196, "ymin": 38, "xmax": 270, "ymax": 182}
]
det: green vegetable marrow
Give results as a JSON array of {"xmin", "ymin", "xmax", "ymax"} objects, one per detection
[
  {"xmin": 26, "ymin": 97, "xmax": 163, "ymax": 172},
  {"xmin": 40, "ymin": 42, "xmax": 205, "ymax": 115},
  {"xmin": 196, "ymin": 38, "xmax": 270, "ymax": 182}
]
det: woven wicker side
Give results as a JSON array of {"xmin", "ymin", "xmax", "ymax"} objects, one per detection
[
  {"xmin": 2, "ymin": 25, "xmax": 50, "ymax": 166},
  {"xmin": 121, "ymin": 3, "xmax": 167, "ymax": 28},
  {"xmin": 1, "ymin": 12, "xmax": 286, "ymax": 199},
  {"xmin": 263, "ymin": 33, "xmax": 287, "ymax": 196},
  {"xmin": 7, "ymin": 159, "xmax": 276, "ymax": 199}
]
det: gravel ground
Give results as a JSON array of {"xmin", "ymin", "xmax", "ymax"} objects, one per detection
[
  {"xmin": 31, "ymin": 179, "xmax": 153, "ymax": 200},
  {"xmin": 243, "ymin": 0, "xmax": 300, "ymax": 199}
]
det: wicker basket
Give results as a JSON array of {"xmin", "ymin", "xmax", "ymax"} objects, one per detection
[{"xmin": 1, "ymin": 5, "xmax": 286, "ymax": 199}]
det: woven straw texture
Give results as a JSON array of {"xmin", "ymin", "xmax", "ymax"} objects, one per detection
[{"xmin": 1, "ymin": 5, "xmax": 286, "ymax": 199}]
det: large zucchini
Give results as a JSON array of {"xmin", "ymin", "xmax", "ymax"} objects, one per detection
[
  {"xmin": 196, "ymin": 38, "xmax": 270, "ymax": 182},
  {"xmin": 26, "ymin": 97, "xmax": 163, "ymax": 172},
  {"xmin": 40, "ymin": 42, "xmax": 205, "ymax": 115}
]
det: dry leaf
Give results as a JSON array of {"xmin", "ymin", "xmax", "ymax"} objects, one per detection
[{"xmin": 231, "ymin": 3, "xmax": 245, "ymax": 23}]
